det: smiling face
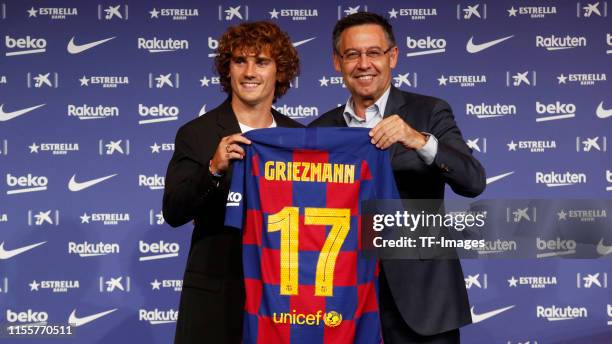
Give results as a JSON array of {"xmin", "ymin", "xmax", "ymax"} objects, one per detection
[
  {"xmin": 229, "ymin": 47, "xmax": 277, "ymax": 108},
  {"xmin": 333, "ymin": 24, "xmax": 398, "ymax": 105}
]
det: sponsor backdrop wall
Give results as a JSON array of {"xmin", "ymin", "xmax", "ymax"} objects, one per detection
[{"xmin": 1, "ymin": 0, "xmax": 610, "ymax": 343}]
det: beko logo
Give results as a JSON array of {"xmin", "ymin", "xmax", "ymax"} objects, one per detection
[
  {"xmin": 5, "ymin": 35, "xmax": 46, "ymax": 56},
  {"xmin": 137, "ymin": 37, "xmax": 189, "ymax": 53},
  {"xmin": 139, "ymin": 241, "xmax": 179, "ymax": 261},
  {"xmin": 138, "ymin": 104, "xmax": 179, "ymax": 124},
  {"xmin": 67, "ymin": 104, "xmax": 119, "ymax": 120},
  {"xmin": 535, "ymin": 101, "xmax": 576, "ymax": 122},
  {"xmin": 535, "ymin": 35, "xmax": 587, "ymax": 50},
  {"xmin": 536, "ymin": 237, "xmax": 577, "ymax": 258},
  {"xmin": 6, "ymin": 309, "xmax": 48, "ymax": 324},
  {"xmin": 406, "ymin": 36, "xmax": 446, "ymax": 57},
  {"xmin": 6, "ymin": 173, "xmax": 48, "ymax": 195},
  {"xmin": 466, "ymin": 103, "xmax": 517, "ymax": 118},
  {"xmin": 536, "ymin": 171, "xmax": 586, "ymax": 187}
]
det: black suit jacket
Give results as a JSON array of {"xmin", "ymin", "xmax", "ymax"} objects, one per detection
[
  {"xmin": 163, "ymin": 99, "xmax": 303, "ymax": 344},
  {"xmin": 309, "ymin": 87, "xmax": 486, "ymax": 335}
]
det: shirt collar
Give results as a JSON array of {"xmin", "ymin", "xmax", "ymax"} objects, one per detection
[{"xmin": 343, "ymin": 86, "xmax": 391, "ymax": 125}]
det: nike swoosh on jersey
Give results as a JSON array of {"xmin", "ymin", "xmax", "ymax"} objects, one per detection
[
  {"xmin": 596, "ymin": 101, "xmax": 612, "ymax": 119},
  {"xmin": 67, "ymin": 36, "xmax": 116, "ymax": 54},
  {"xmin": 292, "ymin": 37, "xmax": 316, "ymax": 47},
  {"xmin": 68, "ymin": 174, "xmax": 117, "ymax": 192},
  {"xmin": 0, "ymin": 241, "xmax": 46, "ymax": 260},
  {"xmin": 68, "ymin": 309, "xmax": 117, "ymax": 327},
  {"xmin": 466, "ymin": 35, "xmax": 514, "ymax": 53},
  {"xmin": 0, "ymin": 104, "xmax": 45, "ymax": 122},
  {"xmin": 471, "ymin": 305, "xmax": 515, "ymax": 323},
  {"xmin": 486, "ymin": 171, "xmax": 515, "ymax": 184},
  {"xmin": 597, "ymin": 239, "xmax": 612, "ymax": 255}
]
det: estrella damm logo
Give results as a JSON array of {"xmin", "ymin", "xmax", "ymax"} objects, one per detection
[{"xmin": 272, "ymin": 310, "xmax": 343, "ymax": 327}]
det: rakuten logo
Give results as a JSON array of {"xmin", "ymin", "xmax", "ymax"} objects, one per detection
[
  {"xmin": 6, "ymin": 309, "xmax": 48, "ymax": 324},
  {"xmin": 138, "ymin": 174, "xmax": 165, "ymax": 190},
  {"xmin": 535, "ymin": 101, "xmax": 576, "ymax": 122},
  {"xmin": 138, "ymin": 104, "xmax": 179, "ymax": 125},
  {"xmin": 405, "ymin": 36, "xmax": 446, "ymax": 57},
  {"xmin": 5, "ymin": 35, "xmax": 47, "ymax": 56},
  {"xmin": 536, "ymin": 171, "xmax": 586, "ymax": 187},
  {"xmin": 139, "ymin": 240, "xmax": 179, "ymax": 261},
  {"xmin": 6, "ymin": 173, "xmax": 48, "ymax": 195}
]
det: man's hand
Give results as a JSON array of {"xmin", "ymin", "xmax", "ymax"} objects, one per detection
[
  {"xmin": 209, "ymin": 134, "xmax": 252, "ymax": 175},
  {"xmin": 369, "ymin": 115, "xmax": 427, "ymax": 150}
]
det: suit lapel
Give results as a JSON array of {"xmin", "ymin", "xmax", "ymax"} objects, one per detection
[
  {"xmin": 383, "ymin": 86, "xmax": 408, "ymax": 118},
  {"xmin": 216, "ymin": 98, "xmax": 242, "ymax": 138}
]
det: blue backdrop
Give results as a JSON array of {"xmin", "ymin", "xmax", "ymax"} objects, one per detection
[{"xmin": 1, "ymin": 1, "xmax": 610, "ymax": 343}]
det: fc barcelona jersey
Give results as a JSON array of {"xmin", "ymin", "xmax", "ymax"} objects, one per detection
[{"xmin": 225, "ymin": 127, "xmax": 399, "ymax": 344}]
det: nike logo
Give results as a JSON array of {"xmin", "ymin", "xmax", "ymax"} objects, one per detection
[
  {"xmin": 68, "ymin": 308, "xmax": 117, "ymax": 327},
  {"xmin": 68, "ymin": 174, "xmax": 117, "ymax": 192},
  {"xmin": 596, "ymin": 101, "xmax": 612, "ymax": 119},
  {"xmin": 471, "ymin": 305, "xmax": 515, "ymax": 324},
  {"xmin": 597, "ymin": 238, "xmax": 612, "ymax": 256},
  {"xmin": 0, "ymin": 104, "xmax": 45, "ymax": 122},
  {"xmin": 67, "ymin": 36, "xmax": 116, "ymax": 54},
  {"xmin": 466, "ymin": 35, "xmax": 514, "ymax": 53},
  {"xmin": 486, "ymin": 171, "xmax": 515, "ymax": 185},
  {"xmin": 292, "ymin": 37, "xmax": 316, "ymax": 47},
  {"xmin": 0, "ymin": 241, "xmax": 46, "ymax": 260}
]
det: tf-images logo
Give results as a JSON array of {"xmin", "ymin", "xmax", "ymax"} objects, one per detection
[
  {"xmin": 269, "ymin": 8, "xmax": 318, "ymax": 21},
  {"xmin": 149, "ymin": 8, "xmax": 199, "ymax": 20},
  {"xmin": 27, "ymin": 6, "xmax": 77, "ymax": 20},
  {"xmin": 388, "ymin": 7, "xmax": 437, "ymax": 20}
]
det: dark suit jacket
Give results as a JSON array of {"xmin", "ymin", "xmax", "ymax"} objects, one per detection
[
  {"xmin": 309, "ymin": 87, "xmax": 486, "ymax": 335},
  {"xmin": 163, "ymin": 99, "xmax": 303, "ymax": 344}
]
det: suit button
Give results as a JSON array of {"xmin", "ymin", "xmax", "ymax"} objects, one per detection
[{"xmin": 440, "ymin": 163, "xmax": 450, "ymax": 172}]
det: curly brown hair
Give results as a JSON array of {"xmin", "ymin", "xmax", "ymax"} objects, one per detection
[{"xmin": 215, "ymin": 21, "xmax": 300, "ymax": 101}]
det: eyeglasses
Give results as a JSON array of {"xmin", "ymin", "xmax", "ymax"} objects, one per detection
[{"xmin": 338, "ymin": 46, "xmax": 395, "ymax": 62}]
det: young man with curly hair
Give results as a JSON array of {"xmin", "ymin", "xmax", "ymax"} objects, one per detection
[{"xmin": 163, "ymin": 21, "xmax": 303, "ymax": 344}]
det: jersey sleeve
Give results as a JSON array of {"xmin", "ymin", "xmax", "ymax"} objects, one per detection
[{"xmin": 224, "ymin": 156, "xmax": 246, "ymax": 230}]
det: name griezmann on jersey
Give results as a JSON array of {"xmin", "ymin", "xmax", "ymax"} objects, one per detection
[{"xmin": 264, "ymin": 161, "xmax": 356, "ymax": 183}]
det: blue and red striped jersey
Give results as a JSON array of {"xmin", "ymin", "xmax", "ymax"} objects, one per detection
[{"xmin": 225, "ymin": 127, "xmax": 399, "ymax": 344}]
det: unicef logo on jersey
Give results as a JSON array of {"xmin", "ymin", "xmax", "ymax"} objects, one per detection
[{"xmin": 226, "ymin": 192, "xmax": 242, "ymax": 207}]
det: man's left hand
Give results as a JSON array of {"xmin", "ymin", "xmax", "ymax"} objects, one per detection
[{"xmin": 369, "ymin": 115, "xmax": 427, "ymax": 150}]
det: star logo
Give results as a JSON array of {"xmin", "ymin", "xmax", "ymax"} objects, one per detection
[
  {"xmin": 149, "ymin": 8, "xmax": 160, "ymax": 18},
  {"xmin": 150, "ymin": 143, "xmax": 161, "ymax": 154},
  {"xmin": 393, "ymin": 73, "xmax": 411, "ymax": 88},
  {"xmin": 507, "ymin": 140, "xmax": 518, "ymax": 151},
  {"xmin": 79, "ymin": 76, "xmax": 89, "ymax": 86},
  {"xmin": 557, "ymin": 210, "xmax": 568, "ymax": 220},
  {"xmin": 30, "ymin": 280, "xmax": 40, "ymax": 291},
  {"xmin": 508, "ymin": 276, "xmax": 518, "ymax": 287},
  {"xmin": 557, "ymin": 74, "xmax": 568, "ymax": 84},
  {"xmin": 199, "ymin": 76, "xmax": 210, "ymax": 87},
  {"xmin": 319, "ymin": 76, "xmax": 329, "ymax": 87},
  {"xmin": 269, "ymin": 8, "xmax": 279, "ymax": 19},
  {"xmin": 151, "ymin": 279, "xmax": 161, "ymax": 290},
  {"xmin": 80, "ymin": 213, "xmax": 91, "ymax": 224},
  {"xmin": 438, "ymin": 75, "xmax": 448, "ymax": 86},
  {"xmin": 27, "ymin": 7, "xmax": 38, "ymax": 17},
  {"xmin": 507, "ymin": 7, "xmax": 518, "ymax": 17},
  {"xmin": 29, "ymin": 143, "xmax": 40, "ymax": 153},
  {"xmin": 388, "ymin": 8, "xmax": 398, "ymax": 18}
]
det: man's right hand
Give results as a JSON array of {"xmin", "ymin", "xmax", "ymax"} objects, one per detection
[{"xmin": 209, "ymin": 134, "xmax": 252, "ymax": 175}]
